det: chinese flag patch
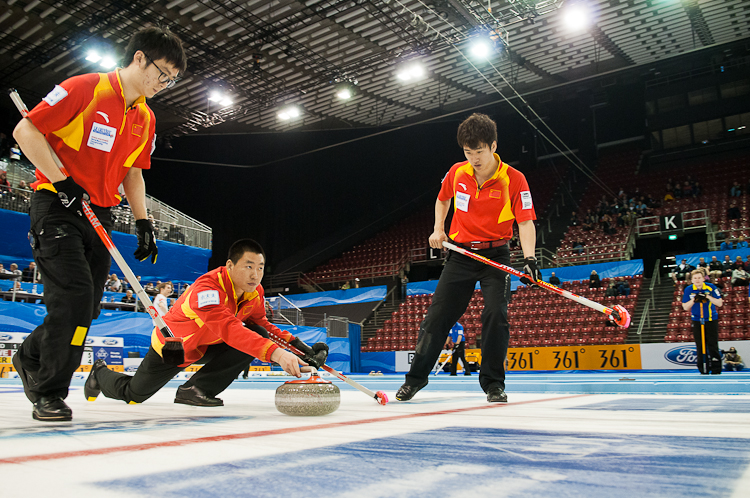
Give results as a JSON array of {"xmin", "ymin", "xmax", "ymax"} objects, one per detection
[{"xmin": 132, "ymin": 124, "xmax": 143, "ymax": 137}]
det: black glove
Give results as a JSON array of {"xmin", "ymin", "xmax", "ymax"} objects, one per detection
[
  {"xmin": 520, "ymin": 257, "xmax": 541, "ymax": 286},
  {"xmin": 134, "ymin": 219, "xmax": 158, "ymax": 263},
  {"xmin": 693, "ymin": 292, "xmax": 709, "ymax": 303},
  {"xmin": 290, "ymin": 338, "xmax": 329, "ymax": 368},
  {"xmin": 53, "ymin": 177, "xmax": 89, "ymax": 217}
]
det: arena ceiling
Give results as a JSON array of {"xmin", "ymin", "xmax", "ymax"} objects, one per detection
[{"xmin": 2, "ymin": 0, "xmax": 750, "ymax": 139}]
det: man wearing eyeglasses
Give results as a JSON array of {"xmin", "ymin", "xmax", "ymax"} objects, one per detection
[{"xmin": 11, "ymin": 27, "xmax": 187, "ymax": 422}]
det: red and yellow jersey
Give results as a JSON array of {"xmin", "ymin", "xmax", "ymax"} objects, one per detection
[
  {"xmin": 151, "ymin": 267, "xmax": 293, "ymax": 367},
  {"xmin": 438, "ymin": 154, "xmax": 536, "ymax": 243},
  {"xmin": 24, "ymin": 70, "xmax": 156, "ymax": 207}
]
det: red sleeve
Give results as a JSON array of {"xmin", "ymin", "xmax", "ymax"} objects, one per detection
[
  {"xmin": 25, "ymin": 74, "xmax": 97, "ymax": 135},
  {"xmin": 437, "ymin": 165, "xmax": 457, "ymax": 202},
  {"xmin": 130, "ymin": 106, "xmax": 156, "ymax": 171},
  {"xmin": 508, "ymin": 167, "xmax": 536, "ymax": 223},
  {"xmin": 187, "ymin": 287, "xmax": 280, "ymax": 362}
]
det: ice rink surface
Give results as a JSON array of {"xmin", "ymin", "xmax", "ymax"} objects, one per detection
[{"xmin": 2, "ymin": 371, "xmax": 750, "ymax": 497}]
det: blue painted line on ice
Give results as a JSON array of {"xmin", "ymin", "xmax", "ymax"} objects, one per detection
[
  {"xmin": 571, "ymin": 398, "xmax": 750, "ymax": 413},
  {"xmin": 94, "ymin": 427, "xmax": 750, "ymax": 497},
  {"xmin": 0, "ymin": 416, "xmax": 255, "ymax": 440}
]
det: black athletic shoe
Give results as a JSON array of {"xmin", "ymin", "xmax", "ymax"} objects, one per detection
[
  {"xmin": 12, "ymin": 353, "xmax": 38, "ymax": 403},
  {"xmin": 395, "ymin": 380, "xmax": 428, "ymax": 401},
  {"xmin": 487, "ymin": 387, "xmax": 508, "ymax": 403},
  {"xmin": 84, "ymin": 359, "xmax": 107, "ymax": 401},
  {"xmin": 464, "ymin": 372, "xmax": 471, "ymax": 376},
  {"xmin": 174, "ymin": 385, "xmax": 224, "ymax": 407},
  {"xmin": 33, "ymin": 396, "xmax": 72, "ymax": 421}
]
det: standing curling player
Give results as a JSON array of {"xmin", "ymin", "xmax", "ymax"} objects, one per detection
[
  {"xmin": 12, "ymin": 27, "xmax": 187, "ymax": 421},
  {"xmin": 84, "ymin": 239, "xmax": 328, "ymax": 407},
  {"xmin": 682, "ymin": 269, "xmax": 723, "ymax": 374},
  {"xmin": 396, "ymin": 113, "xmax": 539, "ymax": 403}
]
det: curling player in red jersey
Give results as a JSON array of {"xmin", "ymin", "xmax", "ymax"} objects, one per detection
[
  {"xmin": 11, "ymin": 27, "xmax": 187, "ymax": 421},
  {"xmin": 84, "ymin": 239, "xmax": 329, "ymax": 407},
  {"xmin": 396, "ymin": 113, "xmax": 539, "ymax": 403}
]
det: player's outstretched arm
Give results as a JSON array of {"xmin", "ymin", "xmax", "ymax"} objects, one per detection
[{"xmin": 271, "ymin": 348, "xmax": 308, "ymax": 378}]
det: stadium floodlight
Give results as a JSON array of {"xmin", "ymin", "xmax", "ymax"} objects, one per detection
[
  {"xmin": 336, "ymin": 87, "xmax": 352, "ymax": 100},
  {"xmin": 208, "ymin": 91, "xmax": 223, "ymax": 102},
  {"xmin": 563, "ymin": 4, "xmax": 590, "ymax": 31},
  {"xmin": 100, "ymin": 56, "xmax": 117, "ymax": 69},
  {"xmin": 85, "ymin": 51, "xmax": 102, "ymax": 63},
  {"xmin": 396, "ymin": 63, "xmax": 425, "ymax": 82},
  {"xmin": 278, "ymin": 105, "xmax": 301, "ymax": 120},
  {"xmin": 470, "ymin": 39, "xmax": 491, "ymax": 59},
  {"xmin": 219, "ymin": 97, "xmax": 233, "ymax": 107}
]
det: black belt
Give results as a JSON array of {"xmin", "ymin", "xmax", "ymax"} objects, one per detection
[{"xmin": 455, "ymin": 239, "xmax": 507, "ymax": 250}]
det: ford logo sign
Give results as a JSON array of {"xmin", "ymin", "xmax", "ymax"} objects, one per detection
[
  {"xmin": 665, "ymin": 345, "xmax": 697, "ymax": 366},
  {"xmin": 85, "ymin": 338, "xmax": 94, "ymax": 345},
  {"xmin": 125, "ymin": 366, "xmax": 138, "ymax": 372},
  {"xmin": 103, "ymin": 339, "xmax": 118, "ymax": 346},
  {"xmin": 0, "ymin": 334, "xmax": 13, "ymax": 341}
]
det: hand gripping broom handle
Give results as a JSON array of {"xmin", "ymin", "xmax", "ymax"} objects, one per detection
[
  {"xmin": 9, "ymin": 89, "xmax": 179, "ymax": 342},
  {"xmin": 442, "ymin": 241, "xmax": 631, "ymax": 328},
  {"xmin": 267, "ymin": 331, "xmax": 389, "ymax": 405}
]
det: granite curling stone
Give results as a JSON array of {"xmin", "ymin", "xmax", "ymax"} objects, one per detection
[{"xmin": 275, "ymin": 372, "xmax": 340, "ymax": 416}]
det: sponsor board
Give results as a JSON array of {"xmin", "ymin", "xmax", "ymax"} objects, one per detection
[{"xmin": 640, "ymin": 341, "xmax": 746, "ymax": 370}]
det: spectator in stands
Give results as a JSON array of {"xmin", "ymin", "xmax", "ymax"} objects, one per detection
[
  {"xmin": 12, "ymin": 280, "xmax": 23, "ymax": 292},
  {"xmin": 672, "ymin": 259, "xmax": 693, "ymax": 282},
  {"xmin": 0, "ymin": 170, "xmax": 9, "ymax": 192},
  {"xmin": 548, "ymin": 272, "xmax": 560, "ymax": 286},
  {"xmin": 664, "ymin": 182, "xmax": 674, "ymax": 202},
  {"xmin": 8, "ymin": 263, "xmax": 22, "ymax": 281},
  {"xmin": 153, "ymin": 281, "xmax": 173, "ymax": 316},
  {"xmin": 736, "ymin": 235, "xmax": 749, "ymax": 249},
  {"xmin": 340, "ymin": 280, "xmax": 351, "ymax": 290},
  {"xmin": 730, "ymin": 181, "xmax": 743, "ymax": 197},
  {"xmin": 673, "ymin": 182, "xmax": 682, "ymax": 199},
  {"xmin": 697, "ymin": 257, "xmax": 708, "ymax": 271},
  {"xmin": 709, "ymin": 256, "xmax": 724, "ymax": 280},
  {"xmin": 744, "ymin": 255, "xmax": 750, "ymax": 272},
  {"xmin": 574, "ymin": 240, "xmax": 585, "ymax": 254},
  {"xmin": 723, "ymin": 347, "xmax": 745, "ymax": 371},
  {"xmin": 681, "ymin": 269, "xmax": 723, "ymax": 375},
  {"xmin": 616, "ymin": 277, "xmax": 631, "ymax": 297},
  {"xmin": 728, "ymin": 201, "xmax": 741, "ymax": 220},
  {"xmin": 401, "ymin": 274, "xmax": 408, "ymax": 298},
  {"xmin": 354, "ymin": 277, "xmax": 360, "ymax": 289},
  {"xmin": 723, "ymin": 255, "xmax": 735, "ymax": 277},
  {"xmin": 692, "ymin": 182, "xmax": 702, "ymax": 197},
  {"xmin": 734, "ymin": 255, "xmax": 746, "ymax": 270},
  {"xmin": 22, "ymin": 262, "xmax": 37, "ymax": 283},
  {"xmin": 0, "ymin": 263, "xmax": 7, "ymax": 276},
  {"xmin": 720, "ymin": 234, "xmax": 734, "ymax": 251},
  {"xmin": 120, "ymin": 289, "xmax": 136, "ymax": 308},
  {"xmin": 589, "ymin": 270, "xmax": 601, "ymax": 288},
  {"xmin": 144, "ymin": 282, "xmax": 157, "ymax": 296},
  {"xmin": 731, "ymin": 263, "xmax": 749, "ymax": 286},
  {"xmin": 605, "ymin": 281, "xmax": 618, "ymax": 297},
  {"xmin": 682, "ymin": 181, "xmax": 692, "ymax": 197},
  {"xmin": 17, "ymin": 180, "xmax": 32, "ymax": 201},
  {"xmin": 622, "ymin": 210, "xmax": 636, "ymax": 227},
  {"xmin": 180, "ymin": 283, "xmax": 189, "ymax": 295},
  {"xmin": 107, "ymin": 274, "xmax": 122, "ymax": 293},
  {"xmin": 569, "ymin": 211, "xmax": 579, "ymax": 227}
]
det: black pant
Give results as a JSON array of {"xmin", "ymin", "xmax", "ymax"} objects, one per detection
[
  {"xmin": 96, "ymin": 344, "xmax": 253, "ymax": 403},
  {"xmin": 691, "ymin": 320, "xmax": 721, "ymax": 374},
  {"xmin": 449, "ymin": 340, "xmax": 471, "ymax": 375},
  {"xmin": 17, "ymin": 191, "xmax": 112, "ymax": 400},
  {"xmin": 405, "ymin": 245, "xmax": 511, "ymax": 393}
]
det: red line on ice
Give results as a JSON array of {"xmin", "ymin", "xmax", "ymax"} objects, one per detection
[{"xmin": 1, "ymin": 394, "xmax": 588, "ymax": 464}]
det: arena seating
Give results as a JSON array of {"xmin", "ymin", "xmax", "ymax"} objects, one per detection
[
  {"xmin": 664, "ymin": 279, "xmax": 750, "ymax": 343},
  {"xmin": 362, "ymin": 275, "xmax": 641, "ymax": 352}
]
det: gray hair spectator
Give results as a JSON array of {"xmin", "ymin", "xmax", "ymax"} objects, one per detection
[{"xmin": 8, "ymin": 263, "xmax": 22, "ymax": 281}]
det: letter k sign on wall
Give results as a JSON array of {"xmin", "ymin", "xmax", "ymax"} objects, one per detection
[{"xmin": 660, "ymin": 214, "xmax": 683, "ymax": 232}]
